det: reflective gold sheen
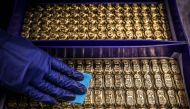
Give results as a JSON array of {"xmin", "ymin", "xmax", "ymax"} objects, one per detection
[
  {"xmin": 22, "ymin": 3, "xmax": 172, "ymax": 40},
  {"xmin": 7, "ymin": 58, "xmax": 188, "ymax": 108}
]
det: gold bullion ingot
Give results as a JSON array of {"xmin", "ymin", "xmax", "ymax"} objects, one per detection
[
  {"xmin": 143, "ymin": 17, "xmax": 152, "ymax": 24},
  {"xmin": 134, "ymin": 23, "xmax": 143, "ymax": 31},
  {"xmin": 126, "ymin": 90, "xmax": 136, "ymax": 106},
  {"xmin": 124, "ymin": 12, "xmax": 133, "ymax": 18},
  {"xmin": 98, "ymin": 31, "xmax": 107, "ymax": 39},
  {"xmin": 94, "ymin": 89, "xmax": 105, "ymax": 105},
  {"xmin": 167, "ymin": 90, "xmax": 179, "ymax": 106},
  {"xmin": 98, "ymin": 12, "xmax": 106, "ymax": 18},
  {"xmin": 141, "ymin": 4, "xmax": 149, "ymax": 11},
  {"xmin": 107, "ymin": 3, "xmax": 114, "ymax": 11},
  {"xmin": 142, "ymin": 60, "xmax": 150, "ymax": 73},
  {"xmin": 147, "ymin": 90, "xmax": 157, "ymax": 106},
  {"xmin": 112, "ymin": 60, "xmax": 122, "ymax": 73},
  {"xmin": 115, "ymin": 3, "xmax": 123, "ymax": 11},
  {"xmin": 123, "ymin": 60, "xmax": 133, "ymax": 74},
  {"xmin": 136, "ymin": 89, "xmax": 146, "ymax": 106},
  {"xmin": 135, "ymin": 30, "xmax": 144, "ymax": 39},
  {"xmin": 164, "ymin": 74, "xmax": 175, "ymax": 89},
  {"xmin": 90, "ymin": 19, "xmax": 98, "ymax": 25},
  {"xmin": 89, "ymin": 4, "xmax": 97, "ymax": 11},
  {"xmin": 104, "ymin": 60, "xmax": 112, "ymax": 73},
  {"xmin": 115, "ymin": 89, "xmax": 125, "ymax": 105},
  {"xmin": 94, "ymin": 60, "xmax": 103, "ymax": 73},
  {"xmin": 94, "ymin": 74, "xmax": 104, "ymax": 88},
  {"xmin": 125, "ymin": 23, "xmax": 133, "ymax": 31},
  {"xmin": 68, "ymin": 32, "xmax": 78, "ymax": 40},
  {"xmin": 115, "ymin": 12, "xmax": 124, "ymax": 18},
  {"xmin": 132, "ymin": 60, "xmax": 141, "ymax": 73},
  {"xmin": 157, "ymin": 90, "xmax": 168, "ymax": 106},
  {"xmin": 107, "ymin": 19, "xmax": 116, "ymax": 24},
  {"xmin": 145, "ymin": 30, "xmax": 154, "ymax": 40},
  {"xmin": 152, "ymin": 13, "xmax": 160, "ymax": 19},
  {"xmin": 98, "ymin": 4, "xmax": 106, "ymax": 11},
  {"xmin": 152, "ymin": 19, "xmax": 161, "ymax": 24},
  {"xmin": 116, "ymin": 19, "xmax": 125, "ymax": 24},
  {"xmin": 154, "ymin": 73, "xmax": 164, "ymax": 89},
  {"xmin": 78, "ymin": 32, "xmax": 88, "ymax": 40},
  {"xmin": 88, "ymin": 32, "xmax": 98, "ymax": 39},
  {"xmin": 144, "ymin": 74, "xmax": 153, "ymax": 89},
  {"xmin": 107, "ymin": 24, "xmax": 115, "ymax": 31},
  {"xmin": 150, "ymin": 4, "xmax": 158, "ymax": 12},
  {"xmin": 105, "ymin": 74, "xmax": 114, "ymax": 88},
  {"xmin": 169, "ymin": 59, "xmax": 180, "ymax": 74},
  {"xmin": 173, "ymin": 75, "xmax": 184, "ymax": 90},
  {"xmin": 153, "ymin": 23, "xmax": 162, "ymax": 30},
  {"xmin": 144, "ymin": 23, "xmax": 152, "ymax": 30},
  {"xmin": 105, "ymin": 89, "xmax": 115, "ymax": 105},
  {"xmin": 132, "ymin": 3, "xmax": 140, "ymax": 13},
  {"xmin": 89, "ymin": 24, "xmax": 97, "ymax": 32},
  {"xmin": 107, "ymin": 31, "xmax": 117, "ymax": 39},
  {"xmin": 107, "ymin": 13, "xmax": 115, "ymax": 18},
  {"xmin": 81, "ymin": 4, "xmax": 89, "ymax": 11},
  {"xmin": 90, "ymin": 26, "xmax": 98, "ymax": 33},
  {"xmin": 124, "ymin": 4, "xmax": 131, "ymax": 12},
  {"xmin": 75, "ymin": 60, "xmax": 84, "ymax": 72},
  {"xmin": 116, "ymin": 24, "xmax": 125, "ymax": 31},
  {"xmin": 84, "ymin": 89, "xmax": 94, "ymax": 105},
  {"xmin": 124, "ymin": 74, "xmax": 134, "ymax": 88},
  {"xmin": 85, "ymin": 60, "xmax": 94, "ymax": 73},
  {"xmin": 151, "ymin": 59, "xmax": 160, "ymax": 74},
  {"xmin": 133, "ymin": 12, "xmax": 142, "ymax": 18},
  {"xmin": 134, "ymin": 73, "xmax": 143, "ymax": 88},
  {"xmin": 98, "ymin": 25, "xmax": 107, "ymax": 32},
  {"xmin": 126, "ymin": 30, "xmax": 135, "ymax": 39},
  {"xmin": 178, "ymin": 90, "xmax": 188, "ymax": 107},
  {"xmin": 114, "ymin": 74, "xmax": 124, "ymax": 88},
  {"xmin": 125, "ymin": 18, "xmax": 133, "ymax": 24},
  {"xmin": 160, "ymin": 59, "xmax": 170, "ymax": 74},
  {"xmin": 116, "ymin": 31, "xmax": 126, "ymax": 39}
]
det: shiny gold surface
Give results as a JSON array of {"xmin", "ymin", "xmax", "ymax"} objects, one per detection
[
  {"xmin": 7, "ymin": 58, "xmax": 189, "ymax": 108},
  {"xmin": 21, "ymin": 3, "xmax": 172, "ymax": 40}
]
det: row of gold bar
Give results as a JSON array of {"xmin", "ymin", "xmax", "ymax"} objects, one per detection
[
  {"xmin": 21, "ymin": 3, "xmax": 171, "ymax": 40},
  {"xmin": 7, "ymin": 58, "xmax": 189, "ymax": 109}
]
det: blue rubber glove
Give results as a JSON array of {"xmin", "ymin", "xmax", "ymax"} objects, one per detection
[{"xmin": 0, "ymin": 29, "xmax": 86, "ymax": 104}]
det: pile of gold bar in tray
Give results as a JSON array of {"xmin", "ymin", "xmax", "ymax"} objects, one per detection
[
  {"xmin": 21, "ymin": 3, "xmax": 172, "ymax": 40},
  {"xmin": 7, "ymin": 58, "xmax": 189, "ymax": 109}
]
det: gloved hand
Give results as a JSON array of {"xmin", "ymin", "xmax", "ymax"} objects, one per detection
[{"xmin": 0, "ymin": 29, "xmax": 86, "ymax": 104}]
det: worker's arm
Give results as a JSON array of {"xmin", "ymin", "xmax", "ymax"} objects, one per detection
[{"xmin": 0, "ymin": 29, "xmax": 86, "ymax": 104}]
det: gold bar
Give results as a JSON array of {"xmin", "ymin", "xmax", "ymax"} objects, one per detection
[
  {"xmin": 104, "ymin": 74, "xmax": 114, "ymax": 88},
  {"xmin": 94, "ymin": 89, "xmax": 105, "ymax": 105},
  {"xmin": 104, "ymin": 89, "xmax": 115, "ymax": 105},
  {"xmin": 147, "ymin": 89, "xmax": 157, "ymax": 107},
  {"xmin": 124, "ymin": 74, "xmax": 134, "ymax": 89}
]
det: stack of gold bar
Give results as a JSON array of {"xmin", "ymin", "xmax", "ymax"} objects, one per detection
[
  {"xmin": 21, "ymin": 3, "xmax": 171, "ymax": 40},
  {"xmin": 7, "ymin": 58, "xmax": 189, "ymax": 109}
]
